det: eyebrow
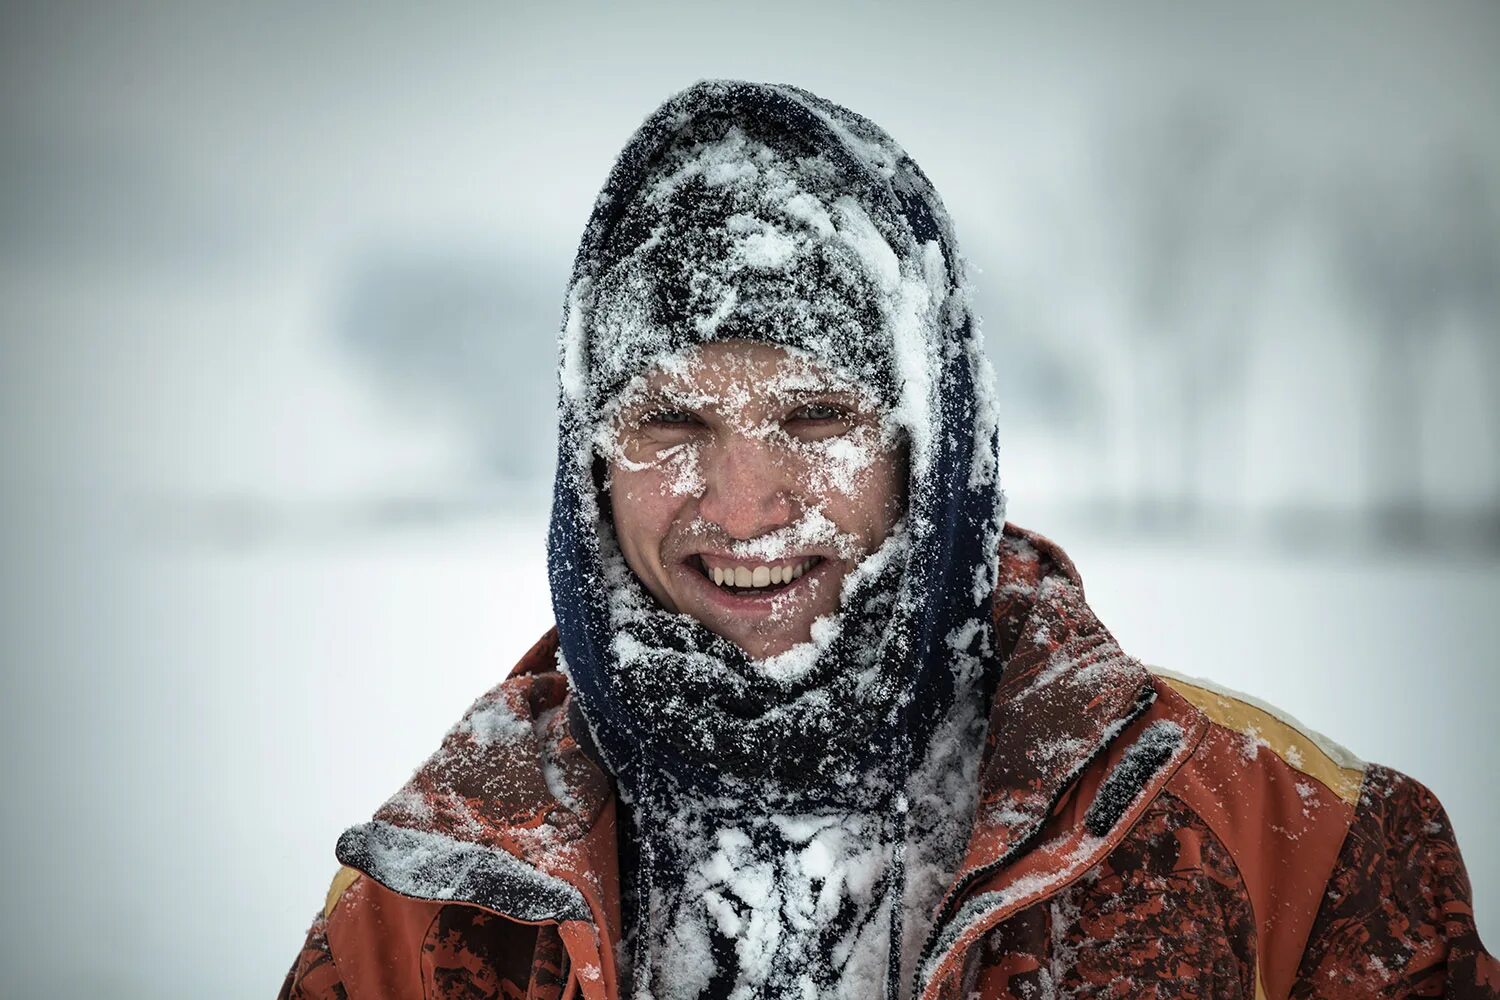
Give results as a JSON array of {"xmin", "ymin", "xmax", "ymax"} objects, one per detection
[
  {"xmin": 618, "ymin": 384, "xmax": 873, "ymax": 417},
  {"xmin": 630, "ymin": 389, "xmax": 705, "ymax": 408}
]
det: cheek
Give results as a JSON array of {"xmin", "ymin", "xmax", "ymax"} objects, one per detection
[
  {"xmin": 849, "ymin": 458, "xmax": 906, "ymax": 540},
  {"xmin": 796, "ymin": 434, "xmax": 907, "ymax": 536},
  {"xmin": 608, "ymin": 464, "xmax": 687, "ymax": 573}
]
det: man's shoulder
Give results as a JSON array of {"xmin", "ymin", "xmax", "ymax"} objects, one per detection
[{"xmin": 1148, "ymin": 664, "xmax": 1367, "ymax": 808}]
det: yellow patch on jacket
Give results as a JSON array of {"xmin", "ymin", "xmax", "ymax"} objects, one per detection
[
  {"xmin": 1152, "ymin": 666, "xmax": 1365, "ymax": 806},
  {"xmin": 324, "ymin": 865, "xmax": 362, "ymax": 919}
]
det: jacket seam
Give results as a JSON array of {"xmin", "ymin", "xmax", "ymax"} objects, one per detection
[
  {"xmin": 1155, "ymin": 787, "xmax": 1262, "ymax": 1000},
  {"xmin": 1162, "ymin": 723, "xmax": 1361, "ymax": 999},
  {"xmin": 417, "ymin": 908, "xmax": 444, "ymax": 1000},
  {"xmin": 1282, "ymin": 765, "xmax": 1375, "ymax": 993}
]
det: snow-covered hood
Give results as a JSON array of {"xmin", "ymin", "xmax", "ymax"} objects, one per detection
[{"xmin": 545, "ymin": 79, "xmax": 1008, "ymax": 803}]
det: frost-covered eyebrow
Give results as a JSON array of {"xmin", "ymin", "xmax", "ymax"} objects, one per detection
[
  {"xmin": 619, "ymin": 386, "xmax": 876, "ymax": 421},
  {"xmin": 780, "ymin": 389, "xmax": 876, "ymax": 404},
  {"xmin": 618, "ymin": 389, "xmax": 708, "ymax": 414}
]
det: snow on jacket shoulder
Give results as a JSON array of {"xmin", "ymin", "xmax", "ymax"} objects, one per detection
[{"xmin": 278, "ymin": 524, "xmax": 1499, "ymax": 1000}]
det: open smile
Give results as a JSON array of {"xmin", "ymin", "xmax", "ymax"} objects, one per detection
[{"xmin": 684, "ymin": 554, "xmax": 828, "ymax": 601}]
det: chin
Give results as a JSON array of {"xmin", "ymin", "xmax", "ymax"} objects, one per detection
[
  {"xmin": 691, "ymin": 616, "xmax": 815, "ymax": 662},
  {"xmin": 743, "ymin": 637, "xmax": 805, "ymax": 662}
]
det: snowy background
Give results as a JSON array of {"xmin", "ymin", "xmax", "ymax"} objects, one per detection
[{"xmin": 2, "ymin": 1, "xmax": 1497, "ymax": 996}]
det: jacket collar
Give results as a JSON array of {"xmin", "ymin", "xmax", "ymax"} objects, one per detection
[
  {"xmin": 335, "ymin": 640, "xmax": 620, "ymax": 930},
  {"xmin": 960, "ymin": 523, "xmax": 1154, "ymax": 880}
]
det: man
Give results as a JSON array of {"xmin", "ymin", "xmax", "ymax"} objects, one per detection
[{"xmin": 279, "ymin": 80, "xmax": 1497, "ymax": 1000}]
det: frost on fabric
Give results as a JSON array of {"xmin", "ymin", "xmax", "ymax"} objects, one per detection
[
  {"xmin": 452, "ymin": 692, "xmax": 533, "ymax": 747},
  {"xmin": 564, "ymin": 122, "xmax": 961, "ymax": 491},
  {"xmin": 336, "ymin": 820, "xmax": 591, "ymax": 924},
  {"xmin": 1082, "ymin": 720, "xmax": 1184, "ymax": 837},
  {"xmin": 897, "ymin": 659, "xmax": 991, "ymax": 993},
  {"xmin": 536, "ymin": 704, "xmax": 588, "ymax": 817},
  {"xmin": 631, "ymin": 806, "xmax": 901, "ymax": 1000},
  {"xmin": 1148, "ymin": 666, "xmax": 1364, "ymax": 774},
  {"xmin": 1239, "ymin": 724, "xmax": 1272, "ymax": 762}
]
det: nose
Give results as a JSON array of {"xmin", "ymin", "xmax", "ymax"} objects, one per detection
[{"xmin": 696, "ymin": 433, "xmax": 797, "ymax": 540}]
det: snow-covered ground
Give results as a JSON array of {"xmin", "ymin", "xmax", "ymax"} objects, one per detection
[{"xmin": 5, "ymin": 515, "xmax": 1493, "ymax": 998}]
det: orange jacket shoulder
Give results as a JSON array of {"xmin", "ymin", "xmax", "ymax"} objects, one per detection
[{"xmin": 1151, "ymin": 667, "xmax": 1367, "ymax": 1000}]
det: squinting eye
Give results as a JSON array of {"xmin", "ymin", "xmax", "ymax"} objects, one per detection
[
  {"xmin": 644, "ymin": 409, "xmax": 697, "ymax": 426},
  {"xmin": 792, "ymin": 403, "xmax": 846, "ymax": 422}
]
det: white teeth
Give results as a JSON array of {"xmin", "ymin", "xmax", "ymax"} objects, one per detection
[{"xmin": 706, "ymin": 559, "xmax": 818, "ymax": 588}]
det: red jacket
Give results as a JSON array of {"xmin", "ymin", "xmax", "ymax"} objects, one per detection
[{"xmin": 279, "ymin": 524, "xmax": 1498, "ymax": 999}]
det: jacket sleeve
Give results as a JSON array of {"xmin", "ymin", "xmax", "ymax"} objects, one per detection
[
  {"xmin": 1292, "ymin": 763, "xmax": 1499, "ymax": 998},
  {"xmin": 277, "ymin": 911, "xmax": 347, "ymax": 1000}
]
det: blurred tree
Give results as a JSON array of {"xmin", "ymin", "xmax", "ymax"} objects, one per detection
[
  {"xmin": 1436, "ymin": 154, "xmax": 1500, "ymax": 543},
  {"xmin": 1331, "ymin": 150, "xmax": 1500, "ymax": 545},
  {"xmin": 1110, "ymin": 101, "xmax": 1280, "ymax": 531}
]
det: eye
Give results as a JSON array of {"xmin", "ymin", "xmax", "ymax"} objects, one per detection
[
  {"xmin": 790, "ymin": 402, "xmax": 847, "ymax": 422},
  {"xmin": 785, "ymin": 401, "xmax": 858, "ymax": 441},
  {"xmin": 642, "ymin": 409, "xmax": 699, "ymax": 427}
]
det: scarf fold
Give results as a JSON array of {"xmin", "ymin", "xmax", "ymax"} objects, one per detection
[{"xmin": 591, "ymin": 514, "xmax": 916, "ymax": 806}]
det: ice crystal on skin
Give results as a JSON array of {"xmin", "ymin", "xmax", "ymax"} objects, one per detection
[
  {"xmin": 720, "ymin": 507, "xmax": 865, "ymax": 564},
  {"xmin": 596, "ymin": 344, "xmax": 900, "ymax": 510},
  {"xmin": 598, "ymin": 511, "xmax": 908, "ymax": 692},
  {"xmin": 757, "ymin": 522, "xmax": 910, "ymax": 685}
]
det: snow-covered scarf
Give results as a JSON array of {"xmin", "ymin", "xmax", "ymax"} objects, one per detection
[{"xmin": 546, "ymin": 81, "xmax": 1007, "ymax": 999}]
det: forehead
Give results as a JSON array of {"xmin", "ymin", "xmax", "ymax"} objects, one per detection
[{"xmin": 637, "ymin": 340, "xmax": 858, "ymax": 398}]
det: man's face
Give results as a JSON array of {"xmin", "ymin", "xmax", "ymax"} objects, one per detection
[{"xmin": 603, "ymin": 340, "xmax": 907, "ymax": 661}]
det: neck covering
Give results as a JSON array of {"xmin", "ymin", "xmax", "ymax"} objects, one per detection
[{"xmin": 546, "ymin": 80, "xmax": 1006, "ymax": 999}]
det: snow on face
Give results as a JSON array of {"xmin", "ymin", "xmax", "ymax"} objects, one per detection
[
  {"xmin": 601, "ymin": 340, "xmax": 908, "ymax": 663},
  {"xmin": 551, "ymin": 115, "xmax": 997, "ymax": 674},
  {"xmin": 564, "ymin": 123, "xmax": 954, "ymax": 484}
]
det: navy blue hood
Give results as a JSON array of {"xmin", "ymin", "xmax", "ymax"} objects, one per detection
[{"xmin": 545, "ymin": 80, "xmax": 1006, "ymax": 806}]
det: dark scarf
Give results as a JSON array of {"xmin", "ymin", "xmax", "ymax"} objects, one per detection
[{"xmin": 546, "ymin": 80, "xmax": 1006, "ymax": 998}]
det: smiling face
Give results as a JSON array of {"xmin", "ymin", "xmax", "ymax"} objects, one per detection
[{"xmin": 602, "ymin": 340, "xmax": 908, "ymax": 661}]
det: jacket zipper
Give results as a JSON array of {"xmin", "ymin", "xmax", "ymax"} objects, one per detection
[{"xmin": 908, "ymin": 682, "xmax": 1157, "ymax": 999}]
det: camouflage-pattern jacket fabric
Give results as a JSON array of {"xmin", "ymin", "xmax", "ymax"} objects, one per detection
[{"xmin": 278, "ymin": 523, "xmax": 1499, "ymax": 1000}]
